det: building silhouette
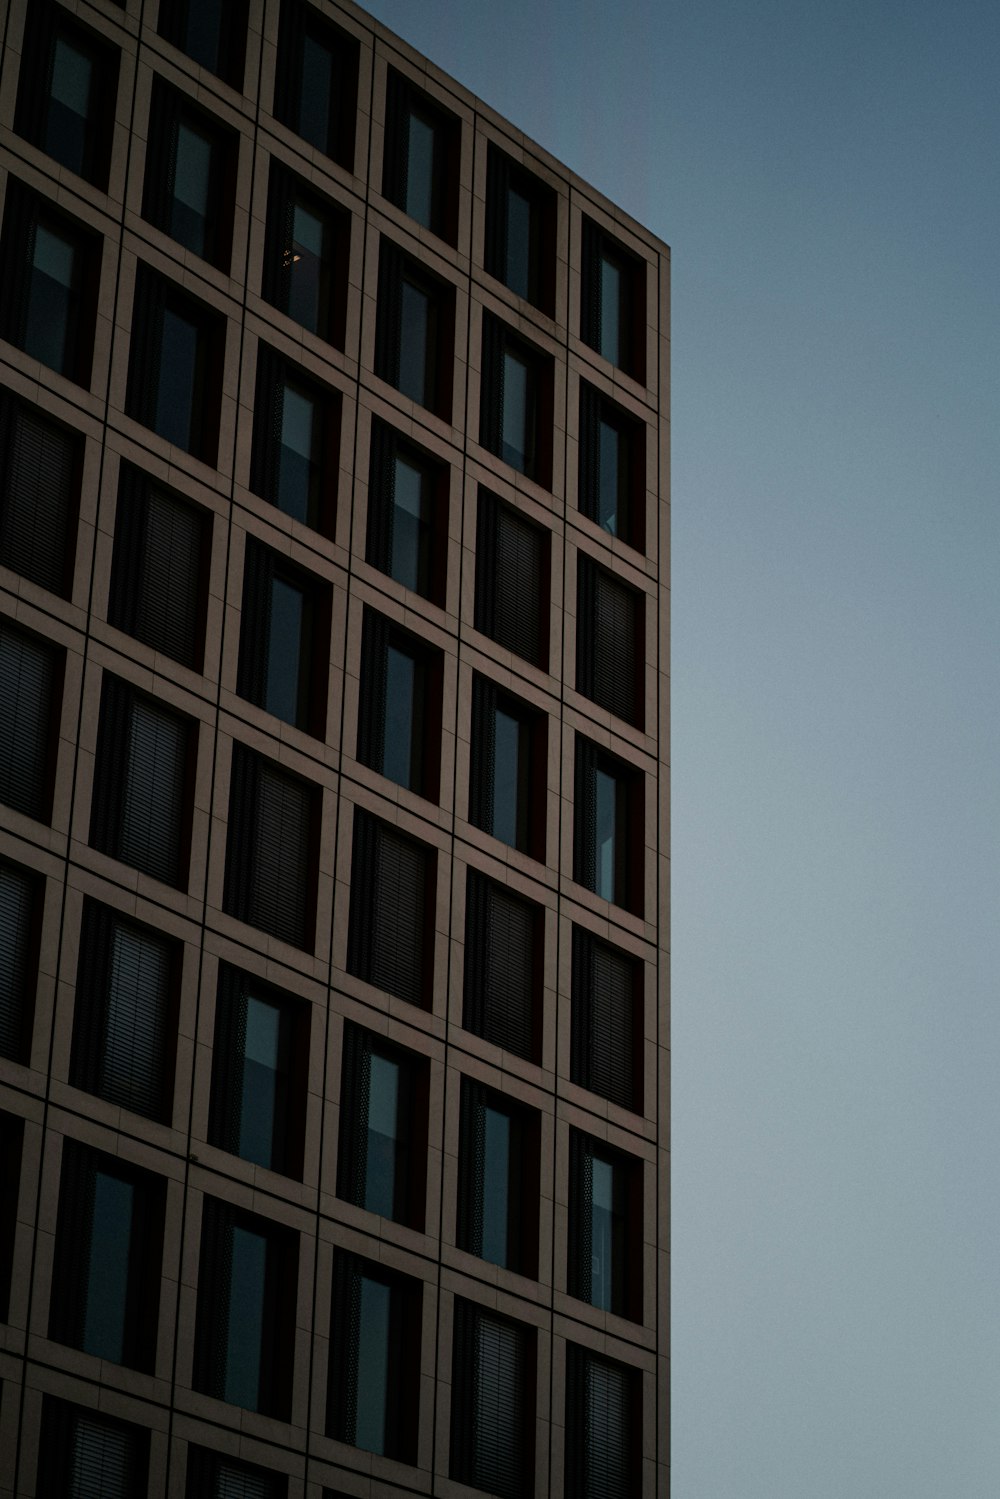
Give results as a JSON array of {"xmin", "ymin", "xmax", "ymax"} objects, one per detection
[{"xmin": 0, "ymin": 0, "xmax": 669, "ymax": 1494}]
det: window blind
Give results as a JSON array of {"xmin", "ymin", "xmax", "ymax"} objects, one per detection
[
  {"xmin": 109, "ymin": 463, "xmax": 206, "ymax": 669},
  {"xmin": 348, "ymin": 809, "xmax": 432, "ymax": 1007},
  {"xmin": 577, "ymin": 555, "xmax": 642, "ymax": 727},
  {"xmin": 463, "ymin": 870, "xmax": 537, "ymax": 1060},
  {"xmin": 0, "ymin": 390, "xmax": 78, "ymax": 595},
  {"xmin": 0, "ymin": 860, "xmax": 37, "ymax": 1062},
  {"xmin": 224, "ymin": 744, "xmax": 317, "ymax": 950},
  {"xmin": 571, "ymin": 925, "xmax": 640, "ymax": 1113},
  {"xmin": 37, "ymin": 1398, "xmax": 150, "ymax": 1499},
  {"xmin": 566, "ymin": 1344, "xmax": 637, "ymax": 1499},
  {"xmin": 0, "ymin": 618, "xmax": 59, "ymax": 821}
]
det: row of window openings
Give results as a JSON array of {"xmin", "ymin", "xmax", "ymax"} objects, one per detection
[{"xmin": 14, "ymin": 2, "xmax": 645, "ymax": 381}]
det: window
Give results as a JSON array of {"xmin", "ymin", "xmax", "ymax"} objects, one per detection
[
  {"xmin": 457, "ymin": 1080, "xmax": 538, "ymax": 1277},
  {"xmin": 568, "ymin": 1131, "xmax": 641, "ymax": 1320},
  {"xmin": 337, "ymin": 1023, "xmax": 426, "ymax": 1228},
  {"xmin": 250, "ymin": 346, "xmax": 336, "ymax": 532},
  {"xmin": 273, "ymin": 0, "xmax": 359, "ymax": 170},
  {"xmin": 157, "ymin": 0, "xmax": 249, "ymax": 89},
  {"xmin": 366, "ymin": 420, "xmax": 445, "ymax": 602},
  {"xmin": 89, "ymin": 674, "xmax": 194, "ymax": 888},
  {"xmin": 382, "ymin": 70, "xmax": 458, "ymax": 242},
  {"xmin": 70, "ymin": 899, "xmax": 178, "ymax": 1123},
  {"xmin": 576, "ymin": 555, "xmax": 644, "ymax": 727},
  {"xmin": 469, "ymin": 675, "xmax": 545, "ymax": 859},
  {"xmin": 36, "ymin": 1398, "xmax": 150, "ymax": 1499},
  {"xmin": 208, "ymin": 964, "xmax": 308, "ymax": 1178},
  {"xmin": 451, "ymin": 1300, "xmax": 535, "ymax": 1499},
  {"xmin": 14, "ymin": 4, "xmax": 119, "ymax": 188},
  {"xmin": 108, "ymin": 463, "xmax": 209, "ymax": 670},
  {"xmin": 574, "ymin": 736, "xmax": 643, "ymax": 915},
  {"xmin": 142, "ymin": 80, "xmax": 236, "ymax": 269},
  {"xmin": 480, "ymin": 314, "xmax": 551, "ymax": 485},
  {"xmin": 357, "ymin": 609, "xmax": 441, "ymax": 800},
  {"xmin": 223, "ymin": 743, "xmax": 319, "ymax": 951},
  {"xmin": 375, "ymin": 241, "xmax": 452, "ymax": 417},
  {"xmin": 578, "ymin": 383, "xmax": 644, "ymax": 548},
  {"xmin": 0, "ymin": 1112, "xmax": 24, "ymax": 1323},
  {"xmin": 0, "ymin": 860, "xmax": 40, "ymax": 1064},
  {"xmin": 0, "ymin": 182, "xmax": 98, "ymax": 386},
  {"xmin": 0, "ymin": 618, "xmax": 61, "ymax": 824},
  {"xmin": 581, "ymin": 219, "xmax": 645, "ymax": 381},
  {"xmin": 193, "ymin": 1197, "xmax": 298, "ymax": 1418},
  {"xmin": 485, "ymin": 145, "xmax": 555, "ymax": 313},
  {"xmin": 187, "ymin": 1446, "xmax": 288, "ymax": 1499},
  {"xmin": 49, "ymin": 1141, "xmax": 164, "ymax": 1371},
  {"xmin": 565, "ymin": 1344, "xmax": 640, "ymax": 1499},
  {"xmin": 237, "ymin": 539, "xmax": 328, "ymax": 734},
  {"xmin": 572, "ymin": 927, "xmax": 642, "ymax": 1114},
  {"xmin": 474, "ymin": 489, "xmax": 548, "ymax": 668},
  {"xmin": 263, "ymin": 165, "xmax": 348, "ymax": 344},
  {"xmin": 347, "ymin": 808, "xmax": 435, "ymax": 1009},
  {"xmin": 463, "ymin": 870, "xmax": 540, "ymax": 1062},
  {"xmin": 0, "ymin": 390, "xmax": 81, "ymax": 597},
  {"xmin": 328, "ymin": 1250, "xmax": 421, "ymax": 1461},
  {"xmin": 126, "ymin": 265, "xmax": 224, "ymax": 463}
]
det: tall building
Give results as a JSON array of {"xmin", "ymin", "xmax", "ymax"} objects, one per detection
[{"xmin": 0, "ymin": 0, "xmax": 669, "ymax": 1494}]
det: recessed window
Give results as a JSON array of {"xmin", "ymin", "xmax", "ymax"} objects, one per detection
[
  {"xmin": 0, "ymin": 183, "xmax": 99, "ymax": 387},
  {"xmin": 574, "ymin": 736, "xmax": 643, "ymax": 916},
  {"xmin": 375, "ymin": 241, "xmax": 453, "ymax": 417},
  {"xmin": 337, "ymin": 1023, "xmax": 427, "ymax": 1228},
  {"xmin": 193, "ymin": 1197, "xmax": 298, "ymax": 1418},
  {"xmin": 273, "ymin": 0, "xmax": 359, "ymax": 170},
  {"xmin": 450, "ymin": 1299, "xmax": 535, "ymax": 1499},
  {"xmin": 251, "ymin": 346, "xmax": 337, "ymax": 533},
  {"xmin": 126, "ymin": 266, "xmax": 224, "ymax": 463},
  {"xmin": 89, "ymin": 674, "xmax": 194, "ymax": 889},
  {"xmin": 0, "ymin": 1112, "xmax": 24, "ymax": 1323},
  {"xmin": 49, "ymin": 1141, "xmax": 165, "ymax": 1371},
  {"xmin": 565, "ymin": 1344, "xmax": 640, "ymax": 1499},
  {"xmin": 572, "ymin": 927, "xmax": 642, "ymax": 1114},
  {"xmin": 463, "ymin": 870, "xmax": 541, "ymax": 1062},
  {"xmin": 470, "ymin": 675, "xmax": 545, "ymax": 859},
  {"xmin": 263, "ymin": 165, "xmax": 348, "ymax": 344},
  {"xmin": 480, "ymin": 314, "xmax": 551, "ymax": 485},
  {"xmin": 458, "ymin": 1079, "xmax": 538, "ymax": 1277},
  {"xmin": 223, "ymin": 743, "xmax": 320, "ymax": 951},
  {"xmin": 36, "ymin": 1398, "xmax": 150, "ymax": 1499},
  {"xmin": 474, "ymin": 489, "xmax": 549, "ymax": 669},
  {"xmin": 383, "ymin": 70, "xmax": 458, "ymax": 242},
  {"xmin": 576, "ymin": 555, "xmax": 644, "ymax": 728},
  {"xmin": 0, "ymin": 859, "xmax": 40, "ymax": 1065},
  {"xmin": 70, "ymin": 899, "xmax": 178, "ymax": 1124},
  {"xmin": 108, "ymin": 463, "xmax": 209, "ymax": 671},
  {"xmin": 485, "ymin": 144, "xmax": 555, "ymax": 313},
  {"xmin": 0, "ymin": 390, "xmax": 81, "ymax": 598},
  {"xmin": 579, "ymin": 383, "xmax": 645, "ymax": 549},
  {"xmin": 328, "ymin": 1250, "xmax": 421, "ymax": 1461},
  {"xmin": 347, "ymin": 808, "xmax": 435, "ymax": 1009},
  {"xmin": 568, "ymin": 1131, "xmax": 642, "ymax": 1320},
  {"xmin": 14, "ymin": 5, "xmax": 119, "ymax": 188},
  {"xmin": 581, "ymin": 218, "xmax": 646, "ymax": 382},
  {"xmin": 237, "ymin": 539, "xmax": 328, "ymax": 735},
  {"xmin": 157, "ymin": 0, "xmax": 249, "ymax": 89},
  {"xmin": 187, "ymin": 1446, "xmax": 288, "ymax": 1499},
  {"xmin": 0, "ymin": 617, "xmax": 62, "ymax": 825},
  {"xmin": 142, "ymin": 80, "xmax": 236, "ymax": 269},
  {"xmin": 357, "ymin": 608, "xmax": 441, "ymax": 800},
  {"xmin": 366, "ymin": 421, "xmax": 446, "ymax": 602}
]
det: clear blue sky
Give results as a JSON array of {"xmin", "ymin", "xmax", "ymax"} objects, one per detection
[{"xmin": 361, "ymin": 2, "xmax": 1000, "ymax": 1493}]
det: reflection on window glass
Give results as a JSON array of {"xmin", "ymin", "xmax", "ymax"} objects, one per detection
[
  {"xmin": 391, "ymin": 454, "xmax": 431, "ymax": 593},
  {"xmin": 240, "ymin": 994, "xmax": 288, "ymax": 1169},
  {"xmin": 82, "ymin": 1171, "xmax": 133, "ymax": 1361},
  {"xmin": 501, "ymin": 350, "xmax": 529, "ymax": 471},
  {"xmin": 26, "ymin": 225, "xmax": 76, "ymax": 373},
  {"xmin": 288, "ymin": 201, "xmax": 326, "ymax": 331},
  {"xmin": 384, "ymin": 644, "xmax": 417, "ymax": 789},
  {"xmin": 357, "ymin": 1274, "xmax": 392, "ymax": 1453},
  {"xmin": 595, "ymin": 765, "xmax": 618, "ymax": 902},
  {"xmin": 184, "ymin": 0, "xmax": 225, "ymax": 74},
  {"xmin": 48, "ymin": 38, "xmax": 92, "ymax": 175},
  {"xmin": 156, "ymin": 307, "xmax": 199, "ymax": 450},
  {"xmin": 225, "ymin": 1224, "xmax": 267, "ymax": 1408},
  {"xmin": 266, "ymin": 576, "xmax": 305, "ymax": 726},
  {"xmin": 405, "ymin": 109, "xmax": 436, "ymax": 227},
  {"xmin": 590, "ymin": 1154, "xmax": 615, "ymax": 1310},
  {"xmin": 299, "ymin": 33, "xmax": 334, "ymax": 152},
  {"xmin": 481, "ymin": 1105, "xmax": 511, "ymax": 1267},
  {"xmin": 598, "ymin": 417, "xmax": 621, "ymax": 535},
  {"xmin": 398, "ymin": 280, "xmax": 432, "ymax": 405},
  {"xmin": 492, "ymin": 707, "xmax": 524, "ymax": 849},
  {"xmin": 366, "ymin": 1051, "xmax": 399, "ymax": 1217},
  {"xmin": 106, "ymin": 927, "xmax": 168, "ymax": 1113},
  {"xmin": 278, "ymin": 385, "xmax": 316, "ymax": 522},
  {"xmin": 505, "ymin": 185, "xmax": 532, "ymax": 300},
  {"xmin": 172, "ymin": 122, "xmax": 213, "ymax": 255},
  {"xmin": 599, "ymin": 255, "xmax": 623, "ymax": 365}
]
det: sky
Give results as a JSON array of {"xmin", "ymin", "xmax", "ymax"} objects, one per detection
[{"xmin": 360, "ymin": 2, "xmax": 1000, "ymax": 1493}]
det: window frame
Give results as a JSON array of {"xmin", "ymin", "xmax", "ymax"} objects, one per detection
[
  {"xmin": 573, "ymin": 735, "xmax": 644, "ymax": 916},
  {"xmin": 14, "ymin": 3, "xmax": 120, "ymax": 189},
  {"xmin": 0, "ymin": 615, "xmax": 63, "ymax": 825},
  {"xmin": 273, "ymin": 0, "xmax": 360, "ymax": 170},
  {"xmin": 382, "ymin": 69, "xmax": 459, "ymax": 243},
  {"xmin": 357, "ymin": 607, "xmax": 442, "ymax": 800},
  {"xmin": 223, "ymin": 741, "xmax": 320, "ymax": 951},
  {"xmin": 336, "ymin": 1022, "xmax": 428, "ymax": 1229},
  {"xmin": 485, "ymin": 143, "xmax": 556, "ymax": 314},
  {"xmin": 236, "ymin": 537, "xmax": 329, "ymax": 736},
  {"xmin": 0, "ymin": 181, "xmax": 99, "ymax": 388},
  {"xmin": 450, "ymin": 1298, "xmax": 536, "ymax": 1499},
  {"xmin": 474, "ymin": 488, "xmax": 549, "ymax": 669},
  {"xmin": 480, "ymin": 313, "xmax": 552, "ymax": 486},
  {"xmin": 142, "ymin": 77, "xmax": 237, "ymax": 271},
  {"xmin": 463, "ymin": 869, "xmax": 542, "ymax": 1063},
  {"xmin": 262, "ymin": 163, "xmax": 349, "ymax": 346},
  {"xmin": 125, "ymin": 264, "xmax": 225, "ymax": 464},
  {"xmin": 250, "ymin": 344, "xmax": 337, "ymax": 534},
  {"xmin": 327, "ymin": 1249, "xmax": 422, "ymax": 1462},
  {"xmin": 0, "ymin": 858, "xmax": 42, "ymax": 1065},
  {"xmin": 457, "ymin": 1078, "xmax": 539, "ymax": 1277},
  {"xmin": 571, "ymin": 925, "xmax": 643, "ymax": 1114},
  {"xmin": 36, "ymin": 1397, "xmax": 151, "ymax": 1499},
  {"xmin": 581, "ymin": 217, "xmax": 646, "ymax": 383},
  {"xmin": 347, "ymin": 807, "xmax": 436, "ymax": 1009},
  {"xmin": 156, "ymin": 0, "xmax": 249, "ymax": 90},
  {"xmin": 469, "ymin": 673, "xmax": 546, "ymax": 859},
  {"xmin": 578, "ymin": 382, "xmax": 645, "ymax": 550},
  {"xmin": 366, "ymin": 419, "xmax": 447, "ymax": 604},
  {"xmin": 375, "ymin": 239, "xmax": 454, "ymax": 419},
  {"xmin": 568, "ymin": 1130, "xmax": 643, "ymax": 1322},
  {"xmin": 576, "ymin": 553, "xmax": 645, "ymax": 728},
  {"xmin": 0, "ymin": 388, "xmax": 82, "ymax": 599}
]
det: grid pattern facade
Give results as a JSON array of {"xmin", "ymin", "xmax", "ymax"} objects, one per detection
[{"xmin": 0, "ymin": 0, "xmax": 669, "ymax": 1494}]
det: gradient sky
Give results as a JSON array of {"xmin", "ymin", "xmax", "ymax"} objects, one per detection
[{"xmin": 360, "ymin": 2, "xmax": 1000, "ymax": 1493}]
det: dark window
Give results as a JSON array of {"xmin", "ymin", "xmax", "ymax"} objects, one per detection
[
  {"xmin": 568, "ymin": 1130, "xmax": 642, "ymax": 1320},
  {"xmin": 89, "ymin": 674, "xmax": 194, "ymax": 888},
  {"xmin": 565, "ymin": 1344, "xmax": 640, "ymax": 1499},
  {"xmin": 458, "ymin": 1079, "xmax": 538, "ymax": 1277},
  {"xmin": 0, "ymin": 1112, "xmax": 24, "ymax": 1323},
  {"xmin": 451, "ymin": 1299, "xmax": 535, "ymax": 1499},
  {"xmin": 250, "ymin": 346, "xmax": 336, "ymax": 533},
  {"xmin": 70, "ymin": 899, "xmax": 178, "ymax": 1123},
  {"xmin": 0, "ymin": 181, "xmax": 98, "ymax": 386},
  {"xmin": 347, "ymin": 808, "xmax": 435, "ymax": 1009},
  {"xmin": 193, "ymin": 1197, "xmax": 298, "ymax": 1418},
  {"xmin": 328, "ymin": 1250, "xmax": 421, "ymax": 1461},
  {"xmin": 49, "ymin": 1140, "xmax": 164, "ymax": 1371},
  {"xmin": 208, "ymin": 964, "xmax": 308, "ymax": 1178},
  {"xmin": 470, "ymin": 675, "xmax": 545, "ymax": 859},
  {"xmin": 36, "ymin": 1397, "xmax": 150, "ymax": 1499},
  {"xmin": 375, "ymin": 241, "xmax": 452, "ymax": 417},
  {"xmin": 237, "ymin": 539, "xmax": 328, "ymax": 734},
  {"xmin": 480, "ymin": 314, "xmax": 551, "ymax": 485},
  {"xmin": 187, "ymin": 1445, "xmax": 288, "ymax": 1499},
  {"xmin": 576, "ymin": 555, "xmax": 644, "ymax": 728},
  {"xmin": 357, "ymin": 609, "xmax": 441, "ymax": 800},
  {"xmin": 263, "ymin": 165, "xmax": 348, "ymax": 345},
  {"xmin": 485, "ymin": 145, "xmax": 555, "ymax": 314},
  {"xmin": 579, "ymin": 383, "xmax": 644, "ymax": 549},
  {"xmin": 574, "ymin": 736, "xmax": 643, "ymax": 916},
  {"xmin": 273, "ymin": 0, "xmax": 359, "ymax": 170},
  {"xmin": 142, "ymin": 79, "xmax": 236, "ymax": 270},
  {"xmin": 157, "ymin": 0, "xmax": 248, "ymax": 89},
  {"xmin": 474, "ymin": 489, "xmax": 548, "ymax": 669},
  {"xmin": 108, "ymin": 463, "xmax": 209, "ymax": 670},
  {"xmin": 0, "ymin": 860, "xmax": 40, "ymax": 1064},
  {"xmin": 463, "ymin": 870, "xmax": 540, "ymax": 1062},
  {"xmin": 0, "ymin": 618, "xmax": 61, "ymax": 823},
  {"xmin": 366, "ymin": 420, "xmax": 445, "ymax": 603},
  {"xmin": 581, "ymin": 218, "xmax": 645, "ymax": 382},
  {"xmin": 382, "ymin": 70, "xmax": 458, "ymax": 242},
  {"xmin": 337, "ymin": 1023, "xmax": 427, "ymax": 1229},
  {"xmin": 224, "ymin": 744, "xmax": 319, "ymax": 950},
  {"xmin": 14, "ymin": 3, "xmax": 119, "ymax": 188},
  {"xmin": 572, "ymin": 927, "xmax": 642, "ymax": 1114},
  {"xmin": 126, "ymin": 265, "xmax": 224, "ymax": 464},
  {"xmin": 0, "ymin": 391, "xmax": 80, "ymax": 597}
]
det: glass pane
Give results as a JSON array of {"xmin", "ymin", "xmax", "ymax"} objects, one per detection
[
  {"xmin": 391, "ymin": 455, "xmax": 430, "ymax": 593},
  {"xmin": 586, "ymin": 1361, "xmax": 630, "ymax": 1485},
  {"xmin": 225, "ymin": 1224, "xmax": 267, "ymax": 1408},
  {"xmin": 119, "ymin": 700, "xmax": 184, "ymax": 878},
  {"xmin": 405, "ymin": 110, "xmax": 436, "ymax": 227},
  {"xmin": 26, "ymin": 227, "xmax": 76, "ymax": 372},
  {"xmin": 590, "ymin": 1154, "xmax": 615, "ymax": 1309},
  {"xmin": 298, "ymin": 34, "xmax": 333, "ymax": 153},
  {"xmin": 492, "ymin": 707, "xmax": 522, "ymax": 848},
  {"xmin": 501, "ymin": 350, "xmax": 528, "ymax": 471},
  {"xmin": 278, "ymin": 385, "xmax": 316, "ymax": 523},
  {"xmin": 598, "ymin": 418, "xmax": 620, "ymax": 535},
  {"xmin": 46, "ymin": 38, "xmax": 92, "ymax": 176},
  {"xmin": 106, "ymin": 927, "xmax": 167, "ymax": 1112},
  {"xmin": 156, "ymin": 307, "xmax": 199, "ymax": 450},
  {"xmin": 265, "ymin": 576, "xmax": 305, "ymax": 726},
  {"xmin": 82, "ymin": 1171, "xmax": 133, "ymax": 1361},
  {"xmin": 365, "ymin": 1051, "xmax": 399, "ymax": 1217},
  {"xmin": 474, "ymin": 1319, "xmax": 521, "ymax": 1484},
  {"xmin": 595, "ymin": 766, "xmax": 618, "ymax": 901},
  {"xmin": 171, "ymin": 122, "xmax": 213, "ymax": 256},
  {"xmin": 383, "ymin": 644, "xmax": 416, "ymax": 790},
  {"xmin": 239, "ymin": 995, "xmax": 285, "ymax": 1168},
  {"xmin": 287, "ymin": 202, "xmax": 326, "ymax": 332},
  {"xmin": 356, "ymin": 1275, "xmax": 391, "ymax": 1452},
  {"xmin": 505, "ymin": 185, "xmax": 532, "ymax": 300},
  {"xmin": 398, "ymin": 280, "xmax": 431, "ymax": 406},
  {"xmin": 481, "ymin": 1105, "xmax": 511, "ymax": 1267},
  {"xmin": 70, "ymin": 1416, "xmax": 130, "ymax": 1498},
  {"xmin": 185, "ymin": 0, "xmax": 223, "ymax": 74},
  {"xmin": 600, "ymin": 255, "xmax": 622, "ymax": 364}
]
